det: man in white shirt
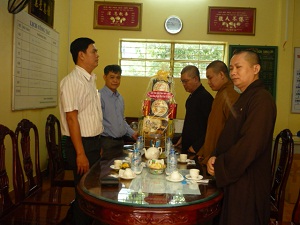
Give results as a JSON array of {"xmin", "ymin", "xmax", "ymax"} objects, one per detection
[{"xmin": 59, "ymin": 37, "xmax": 103, "ymax": 225}]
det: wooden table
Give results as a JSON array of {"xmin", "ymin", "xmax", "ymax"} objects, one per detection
[{"xmin": 77, "ymin": 152, "xmax": 223, "ymax": 225}]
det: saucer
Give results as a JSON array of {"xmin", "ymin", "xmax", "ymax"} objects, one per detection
[
  {"xmin": 177, "ymin": 158, "xmax": 188, "ymax": 163},
  {"xmin": 185, "ymin": 174, "xmax": 203, "ymax": 181},
  {"xmin": 110, "ymin": 165, "xmax": 120, "ymax": 171},
  {"xmin": 133, "ymin": 168, "xmax": 143, "ymax": 175},
  {"xmin": 166, "ymin": 175, "xmax": 184, "ymax": 182},
  {"xmin": 119, "ymin": 173, "xmax": 136, "ymax": 180}
]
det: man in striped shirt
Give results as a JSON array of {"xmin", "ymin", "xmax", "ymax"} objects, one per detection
[{"xmin": 59, "ymin": 37, "xmax": 103, "ymax": 225}]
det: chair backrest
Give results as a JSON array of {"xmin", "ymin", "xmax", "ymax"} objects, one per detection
[
  {"xmin": 270, "ymin": 129, "xmax": 294, "ymax": 221},
  {"xmin": 0, "ymin": 124, "xmax": 25, "ymax": 218},
  {"xmin": 45, "ymin": 114, "xmax": 66, "ymax": 186},
  {"xmin": 15, "ymin": 119, "xmax": 42, "ymax": 197}
]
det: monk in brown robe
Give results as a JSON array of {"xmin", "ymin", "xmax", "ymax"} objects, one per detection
[
  {"xmin": 207, "ymin": 50, "xmax": 276, "ymax": 225},
  {"xmin": 196, "ymin": 60, "xmax": 239, "ymax": 164}
]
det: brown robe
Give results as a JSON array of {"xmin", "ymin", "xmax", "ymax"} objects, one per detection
[
  {"xmin": 197, "ymin": 80, "xmax": 239, "ymax": 164},
  {"xmin": 214, "ymin": 79, "xmax": 277, "ymax": 225}
]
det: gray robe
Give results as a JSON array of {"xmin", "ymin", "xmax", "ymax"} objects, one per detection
[{"xmin": 214, "ymin": 79, "xmax": 277, "ymax": 225}]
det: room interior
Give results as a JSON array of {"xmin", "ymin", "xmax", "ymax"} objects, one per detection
[{"xmin": 0, "ymin": 0, "xmax": 299, "ymax": 222}]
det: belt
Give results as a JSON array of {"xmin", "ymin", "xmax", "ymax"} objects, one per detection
[
  {"xmin": 82, "ymin": 134, "xmax": 101, "ymax": 139},
  {"xmin": 101, "ymin": 135, "xmax": 124, "ymax": 141}
]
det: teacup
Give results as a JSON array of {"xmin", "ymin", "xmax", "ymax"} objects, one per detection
[
  {"xmin": 114, "ymin": 160, "xmax": 122, "ymax": 169},
  {"xmin": 170, "ymin": 171, "xmax": 181, "ymax": 180},
  {"xmin": 189, "ymin": 169, "xmax": 200, "ymax": 179},
  {"xmin": 179, "ymin": 154, "xmax": 187, "ymax": 162},
  {"xmin": 128, "ymin": 152, "xmax": 133, "ymax": 159},
  {"xmin": 123, "ymin": 168, "xmax": 134, "ymax": 178}
]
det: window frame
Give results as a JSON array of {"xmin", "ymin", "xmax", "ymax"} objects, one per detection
[{"xmin": 119, "ymin": 39, "xmax": 227, "ymax": 78}]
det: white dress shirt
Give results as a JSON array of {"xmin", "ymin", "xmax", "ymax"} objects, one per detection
[{"xmin": 59, "ymin": 65, "xmax": 103, "ymax": 137}]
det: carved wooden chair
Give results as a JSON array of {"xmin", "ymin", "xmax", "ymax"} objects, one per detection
[
  {"xmin": 270, "ymin": 189, "xmax": 300, "ymax": 225},
  {"xmin": 0, "ymin": 124, "xmax": 70, "ymax": 224},
  {"xmin": 45, "ymin": 114, "xmax": 74, "ymax": 188},
  {"xmin": 15, "ymin": 118, "xmax": 74, "ymax": 205},
  {"xmin": 0, "ymin": 124, "xmax": 23, "ymax": 217},
  {"xmin": 15, "ymin": 118, "xmax": 42, "ymax": 198},
  {"xmin": 270, "ymin": 129, "xmax": 294, "ymax": 222}
]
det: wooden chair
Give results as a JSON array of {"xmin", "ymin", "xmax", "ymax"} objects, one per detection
[
  {"xmin": 15, "ymin": 118, "xmax": 74, "ymax": 206},
  {"xmin": 0, "ymin": 124, "xmax": 70, "ymax": 224},
  {"xmin": 270, "ymin": 129, "xmax": 294, "ymax": 222},
  {"xmin": 45, "ymin": 114, "xmax": 74, "ymax": 188},
  {"xmin": 270, "ymin": 189, "xmax": 300, "ymax": 225}
]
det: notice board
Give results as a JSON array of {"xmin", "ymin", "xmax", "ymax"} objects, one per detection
[
  {"xmin": 12, "ymin": 11, "xmax": 59, "ymax": 110},
  {"xmin": 229, "ymin": 45, "xmax": 278, "ymax": 99},
  {"xmin": 292, "ymin": 47, "xmax": 300, "ymax": 113}
]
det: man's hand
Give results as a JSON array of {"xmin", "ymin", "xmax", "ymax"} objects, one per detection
[
  {"xmin": 76, "ymin": 153, "xmax": 89, "ymax": 175},
  {"xmin": 188, "ymin": 146, "xmax": 196, "ymax": 153},
  {"xmin": 207, "ymin": 156, "xmax": 216, "ymax": 176},
  {"xmin": 174, "ymin": 136, "xmax": 182, "ymax": 147},
  {"xmin": 66, "ymin": 110, "xmax": 89, "ymax": 175},
  {"xmin": 132, "ymin": 131, "xmax": 138, "ymax": 141}
]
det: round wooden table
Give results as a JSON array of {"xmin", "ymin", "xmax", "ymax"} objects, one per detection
[{"xmin": 77, "ymin": 154, "xmax": 223, "ymax": 225}]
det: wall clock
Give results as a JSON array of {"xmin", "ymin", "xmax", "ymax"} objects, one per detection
[
  {"xmin": 164, "ymin": 15, "xmax": 183, "ymax": 34},
  {"xmin": 8, "ymin": 0, "xmax": 28, "ymax": 14}
]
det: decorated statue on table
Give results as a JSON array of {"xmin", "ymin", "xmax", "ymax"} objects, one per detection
[{"xmin": 139, "ymin": 69, "xmax": 177, "ymax": 150}]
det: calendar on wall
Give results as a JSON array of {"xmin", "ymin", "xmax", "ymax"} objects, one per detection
[
  {"xmin": 12, "ymin": 11, "xmax": 59, "ymax": 110},
  {"xmin": 229, "ymin": 45, "xmax": 278, "ymax": 99}
]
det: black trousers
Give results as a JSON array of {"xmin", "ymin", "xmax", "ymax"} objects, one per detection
[
  {"xmin": 65, "ymin": 135, "xmax": 101, "ymax": 225},
  {"xmin": 100, "ymin": 136, "xmax": 124, "ymax": 160}
]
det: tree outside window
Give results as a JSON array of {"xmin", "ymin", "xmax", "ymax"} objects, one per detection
[{"xmin": 120, "ymin": 40, "xmax": 226, "ymax": 78}]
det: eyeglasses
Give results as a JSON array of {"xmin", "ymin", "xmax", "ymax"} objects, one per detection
[
  {"xmin": 180, "ymin": 76, "xmax": 195, "ymax": 84},
  {"xmin": 180, "ymin": 79, "xmax": 191, "ymax": 84}
]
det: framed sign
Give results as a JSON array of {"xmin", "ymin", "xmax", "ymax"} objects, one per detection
[
  {"xmin": 28, "ymin": 0, "xmax": 54, "ymax": 28},
  {"xmin": 208, "ymin": 7, "xmax": 256, "ymax": 35},
  {"xmin": 292, "ymin": 47, "xmax": 300, "ymax": 113},
  {"xmin": 94, "ymin": 1, "xmax": 142, "ymax": 31},
  {"xmin": 229, "ymin": 45, "xmax": 278, "ymax": 99}
]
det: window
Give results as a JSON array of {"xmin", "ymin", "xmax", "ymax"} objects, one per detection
[{"xmin": 119, "ymin": 40, "xmax": 226, "ymax": 78}]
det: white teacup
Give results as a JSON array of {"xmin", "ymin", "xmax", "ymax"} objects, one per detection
[
  {"xmin": 128, "ymin": 152, "xmax": 133, "ymax": 159},
  {"xmin": 170, "ymin": 171, "xmax": 181, "ymax": 180},
  {"xmin": 189, "ymin": 169, "xmax": 200, "ymax": 179},
  {"xmin": 123, "ymin": 168, "xmax": 134, "ymax": 178},
  {"xmin": 114, "ymin": 160, "xmax": 122, "ymax": 169},
  {"xmin": 179, "ymin": 154, "xmax": 187, "ymax": 162}
]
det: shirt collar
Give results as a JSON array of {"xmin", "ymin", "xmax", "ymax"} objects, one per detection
[
  {"xmin": 190, "ymin": 84, "xmax": 203, "ymax": 96},
  {"xmin": 75, "ymin": 65, "xmax": 96, "ymax": 81},
  {"xmin": 103, "ymin": 85, "xmax": 120, "ymax": 97}
]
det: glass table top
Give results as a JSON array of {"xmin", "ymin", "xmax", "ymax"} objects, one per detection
[{"xmin": 80, "ymin": 154, "xmax": 222, "ymax": 208}]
